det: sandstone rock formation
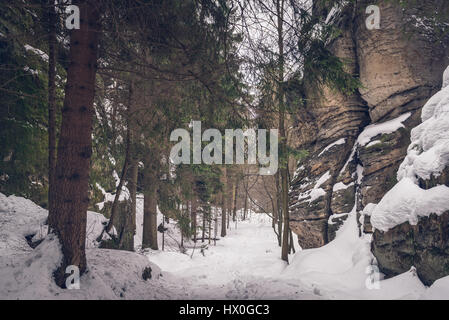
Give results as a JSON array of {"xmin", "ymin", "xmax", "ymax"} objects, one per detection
[
  {"xmin": 371, "ymin": 211, "xmax": 449, "ymax": 286},
  {"xmin": 289, "ymin": 0, "xmax": 449, "ymax": 254},
  {"xmin": 289, "ymin": 3, "xmax": 369, "ymax": 249},
  {"xmin": 367, "ymin": 60, "xmax": 449, "ymax": 285}
]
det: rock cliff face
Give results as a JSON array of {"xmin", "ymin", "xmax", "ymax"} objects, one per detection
[
  {"xmin": 368, "ymin": 63, "xmax": 449, "ymax": 285},
  {"xmin": 289, "ymin": 0, "xmax": 449, "ymax": 270},
  {"xmin": 289, "ymin": 3, "xmax": 369, "ymax": 248},
  {"xmin": 371, "ymin": 211, "xmax": 449, "ymax": 286}
]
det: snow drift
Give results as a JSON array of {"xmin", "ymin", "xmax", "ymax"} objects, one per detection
[{"xmin": 0, "ymin": 193, "xmax": 171, "ymax": 300}]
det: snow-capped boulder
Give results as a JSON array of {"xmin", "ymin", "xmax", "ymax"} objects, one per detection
[{"xmin": 371, "ymin": 66, "xmax": 449, "ymax": 286}]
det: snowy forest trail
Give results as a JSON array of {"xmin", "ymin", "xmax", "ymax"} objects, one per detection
[
  {"xmin": 145, "ymin": 215, "xmax": 319, "ymax": 299},
  {"xmin": 141, "ymin": 206, "xmax": 433, "ymax": 300},
  {"xmin": 0, "ymin": 192, "xmax": 442, "ymax": 300}
]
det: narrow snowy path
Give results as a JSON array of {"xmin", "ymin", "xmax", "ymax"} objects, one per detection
[
  {"xmin": 142, "ymin": 210, "xmax": 432, "ymax": 300},
  {"xmin": 145, "ymin": 215, "xmax": 319, "ymax": 299}
]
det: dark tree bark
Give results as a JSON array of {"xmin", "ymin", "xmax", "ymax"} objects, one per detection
[
  {"xmin": 289, "ymin": 229, "xmax": 295, "ymax": 254},
  {"xmin": 275, "ymin": 172, "xmax": 282, "ymax": 247},
  {"xmin": 221, "ymin": 198, "xmax": 227, "ymax": 237},
  {"xmin": 208, "ymin": 207, "xmax": 212, "ymax": 244},
  {"xmin": 232, "ymin": 180, "xmax": 237, "ymax": 222},
  {"xmin": 46, "ymin": 0, "xmax": 57, "ymax": 212},
  {"xmin": 191, "ymin": 198, "xmax": 197, "ymax": 242},
  {"xmin": 276, "ymin": 0, "xmax": 290, "ymax": 263},
  {"xmin": 214, "ymin": 211, "xmax": 218, "ymax": 246},
  {"xmin": 221, "ymin": 167, "xmax": 227, "ymax": 237},
  {"xmin": 181, "ymin": 206, "xmax": 184, "ymax": 248},
  {"xmin": 227, "ymin": 202, "xmax": 231, "ymax": 229},
  {"xmin": 108, "ymin": 82, "xmax": 137, "ymax": 251},
  {"xmin": 161, "ymin": 215, "xmax": 165, "ymax": 251},
  {"xmin": 142, "ymin": 153, "xmax": 158, "ymax": 250},
  {"xmin": 243, "ymin": 185, "xmax": 248, "ymax": 221},
  {"xmin": 202, "ymin": 207, "xmax": 206, "ymax": 243},
  {"xmin": 118, "ymin": 153, "xmax": 137, "ymax": 251},
  {"xmin": 48, "ymin": 0, "xmax": 101, "ymax": 287},
  {"xmin": 106, "ymin": 133, "xmax": 130, "ymax": 235}
]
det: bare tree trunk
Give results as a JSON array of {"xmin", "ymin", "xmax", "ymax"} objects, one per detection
[
  {"xmin": 119, "ymin": 155, "xmax": 137, "ymax": 251},
  {"xmin": 106, "ymin": 81, "xmax": 136, "ymax": 236},
  {"xmin": 227, "ymin": 194, "xmax": 231, "ymax": 229},
  {"xmin": 208, "ymin": 207, "xmax": 212, "ymax": 244},
  {"xmin": 214, "ymin": 211, "xmax": 218, "ymax": 246},
  {"xmin": 275, "ymin": 173, "xmax": 282, "ymax": 246},
  {"xmin": 279, "ymin": 78, "xmax": 290, "ymax": 262},
  {"xmin": 233, "ymin": 181, "xmax": 239, "ymax": 229},
  {"xmin": 221, "ymin": 202, "xmax": 227, "ymax": 237},
  {"xmin": 48, "ymin": 0, "xmax": 100, "ymax": 287},
  {"xmin": 289, "ymin": 229, "xmax": 296, "ymax": 254},
  {"xmin": 118, "ymin": 82, "xmax": 137, "ymax": 251},
  {"xmin": 185, "ymin": 200, "xmax": 190, "ymax": 246},
  {"xmin": 106, "ymin": 133, "xmax": 130, "ymax": 234},
  {"xmin": 191, "ymin": 198, "xmax": 197, "ymax": 242},
  {"xmin": 46, "ymin": 0, "xmax": 57, "ymax": 212},
  {"xmin": 181, "ymin": 209, "xmax": 184, "ymax": 248},
  {"xmin": 162, "ymin": 215, "xmax": 165, "ymax": 251},
  {"xmin": 276, "ymin": 0, "xmax": 290, "ymax": 263},
  {"xmin": 220, "ymin": 167, "xmax": 227, "ymax": 237},
  {"xmin": 202, "ymin": 207, "xmax": 206, "ymax": 243},
  {"xmin": 142, "ymin": 154, "xmax": 158, "ymax": 250},
  {"xmin": 243, "ymin": 186, "xmax": 248, "ymax": 221},
  {"xmin": 270, "ymin": 177, "xmax": 278, "ymax": 231},
  {"xmin": 227, "ymin": 169, "xmax": 232, "ymax": 229},
  {"xmin": 231, "ymin": 179, "xmax": 237, "ymax": 222}
]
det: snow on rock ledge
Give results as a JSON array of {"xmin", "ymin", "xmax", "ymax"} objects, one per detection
[
  {"xmin": 370, "ymin": 178, "xmax": 449, "ymax": 232},
  {"xmin": 371, "ymin": 66, "xmax": 449, "ymax": 232},
  {"xmin": 398, "ymin": 66, "xmax": 449, "ymax": 182},
  {"xmin": 370, "ymin": 66, "xmax": 449, "ymax": 285}
]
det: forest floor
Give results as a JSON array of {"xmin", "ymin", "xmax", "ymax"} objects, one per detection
[{"xmin": 1, "ymin": 192, "xmax": 448, "ymax": 299}]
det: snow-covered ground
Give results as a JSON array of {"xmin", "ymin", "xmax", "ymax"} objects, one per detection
[
  {"xmin": 144, "ymin": 213, "xmax": 319, "ymax": 299},
  {"xmin": 1, "ymin": 192, "xmax": 449, "ymax": 299},
  {"xmin": 146, "ymin": 211, "xmax": 435, "ymax": 300},
  {"xmin": 0, "ymin": 193, "xmax": 181, "ymax": 300}
]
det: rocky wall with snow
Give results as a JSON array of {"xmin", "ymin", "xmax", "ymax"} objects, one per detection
[
  {"xmin": 289, "ymin": 0, "xmax": 449, "ymax": 249},
  {"xmin": 369, "ymin": 66, "xmax": 449, "ymax": 285}
]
